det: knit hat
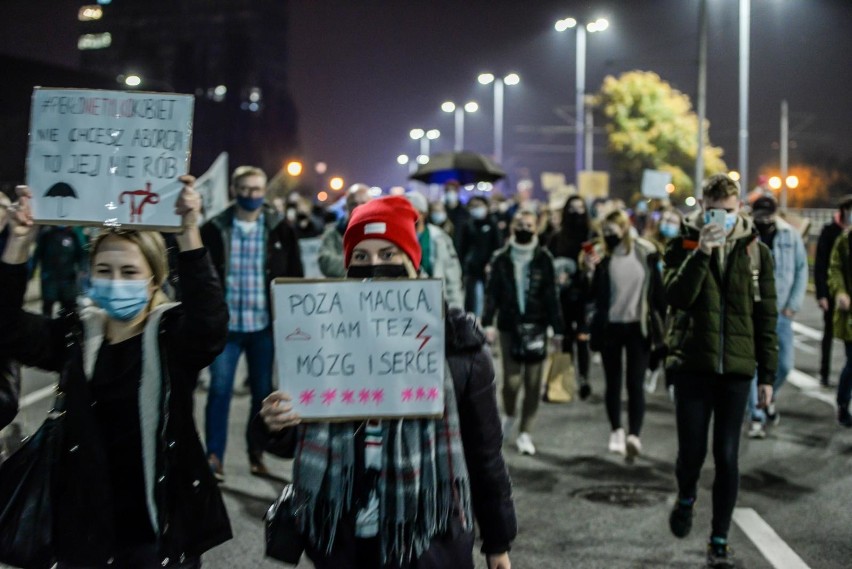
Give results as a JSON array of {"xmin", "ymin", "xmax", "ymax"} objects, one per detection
[
  {"xmin": 343, "ymin": 196, "xmax": 422, "ymax": 269},
  {"xmin": 404, "ymin": 191, "xmax": 429, "ymax": 214}
]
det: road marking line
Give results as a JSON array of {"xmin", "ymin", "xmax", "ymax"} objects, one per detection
[
  {"xmin": 733, "ymin": 508, "xmax": 812, "ymax": 569},
  {"xmin": 792, "ymin": 339, "xmax": 820, "ymax": 355},
  {"xmin": 786, "ymin": 369, "xmax": 835, "ymax": 406},
  {"xmin": 791, "ymin": 321, "xmax": 842, "ymax": 344},
  {"xmin": 19, "ymin": 384, "xmax": 57, "ymax": 409}
]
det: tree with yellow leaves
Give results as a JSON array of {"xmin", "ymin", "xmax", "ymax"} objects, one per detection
[{"xmin": 595, "ymin": 70, "xmax": 727, "ymax": 199}]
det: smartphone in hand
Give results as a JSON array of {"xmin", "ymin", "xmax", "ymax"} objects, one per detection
[{"xmin": 706, "ymin": 209, "xmax": 728, "ymax": 242}]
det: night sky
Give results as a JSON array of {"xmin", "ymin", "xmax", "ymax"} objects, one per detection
[{"xmin": 3, "ymin": 0, "xmax": 852, "ymax": 194}]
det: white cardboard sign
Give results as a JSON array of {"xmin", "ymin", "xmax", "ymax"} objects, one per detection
[
  {"xmin": 26, "ymin": 88, "xmax": 194, "ymax": 230},
  {"xmin": 196, "ymin": 151, "xmax": 229, "ymax": 221},
  {"xmin": 641, "ymin": 169, "xmax": 673, "ymax": 199},
  {"xmin": 272, "ymin": 279, "xmax": 445, "ymax": 421}
]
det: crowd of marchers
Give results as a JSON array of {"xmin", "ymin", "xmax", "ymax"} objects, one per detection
[{"xmin": 1, "ymin": 169, "xmax": 850, "ymax": 569}]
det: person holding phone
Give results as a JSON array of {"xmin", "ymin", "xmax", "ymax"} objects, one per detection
[{"xmin": 663, "ymin": 174, "xmax": 777, "ymax": 568}]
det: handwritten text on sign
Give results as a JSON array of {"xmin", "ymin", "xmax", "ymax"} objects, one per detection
[
  {"xmin": 272, "ymin": 279, "xmax": 445, "ymax": 420},
  {"xmin": 26, "ymin": 88, "xmax": 194, "ymax": 230}
]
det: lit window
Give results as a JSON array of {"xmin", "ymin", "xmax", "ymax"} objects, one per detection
[
  {"xmin": 78, "ymin": 32, "xmax": 112, "ymax": 50},
  {"xmin": 78, "ymin": 5, "xmax": 103, "ymax": 21}
]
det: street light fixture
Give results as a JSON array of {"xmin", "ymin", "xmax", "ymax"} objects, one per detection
[
  {"xmin": 416, "ymin": 155, "xmax": 430, "ymax": 165},
  {"xmin": 442, "ymin": 101, "xmax": 479, "ymax": 151},
  {"xmin": 410, "ymin": 128, "xmax": 440, "ymax": 157},
  {"xmin": 329, "ymin": 177, "xmax": 344, "ymax": 191},
  {"xmin": 478, "ymin": 71, "xmax": 521, "ymax": 164},
  {"xmin": 397, "ymin": 154, "xmax": 410, "ymax": 165},
  {"xmin": 768, "ymin": 176, "xmax": 782, "ymax": 190},
  {"xmin": 555, "ymin": 15, "xmax": 610, "ymax": 179},
  {"xmin": 286, "ymin": 160, "xmax": 303, "ymax": 177},
  {"xmin": 426, "ymin": 129, "xmax": 440, "ymax": 140},
  {"xmin": 124, "ymin": 74, "xmax": 142, "ymax": 87},
  {"xmin": 409, "ymin": 128, "xmax": 425, "ymax": 140},
  {"xmin": 786, "ymin": 175, "xmax": 799, "ymax": 189}
]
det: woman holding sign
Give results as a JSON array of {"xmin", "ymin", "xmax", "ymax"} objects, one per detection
[
  {"xmin": 257, "ymin": 196, "xmax": 516, "ymax": 569},
  {"xmin": 0, "ymin": 181, "xmax": 231, "ymax": 568}
]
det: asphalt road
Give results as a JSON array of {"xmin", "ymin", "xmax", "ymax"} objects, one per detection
[{"xmin": 4, "ymin": 293, "xmax": 852, "ymax": 568}]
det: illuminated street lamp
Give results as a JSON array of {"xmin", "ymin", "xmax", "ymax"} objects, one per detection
[
  {"xmin": 768, "ymin": 176, "xmax": 782, "ymax": 190},
  {"xmin": 442, "ymin": 101, "xmax": 478, "ymax": 151},
  {"xmin": 786, "ymin": 175, "xmax": 799, "ymax": 189},
  {"xmin": 124, "ymin": 74, "xmax": 142, "ymax": 87},
  {"xmin": 397, "ymin": 154, "xmax": 410, "ymax": 165},
  {"xmin": 478, "ymin": 72, "xmax": 520, "ymax": 164},
  {"xmin": 410, "ymin": 128, "xmax": 441, "ymax": 157},
  {"xmin": 286, "ymin": 160, "xmax": 303, "ymax": 177},
  {"xmin": 329, "ymin": 177, "xmax": 344, "ymax": 191},
  {"xmin": 555, "ymin": 16, "xmax": 610, "ymax": 178}
]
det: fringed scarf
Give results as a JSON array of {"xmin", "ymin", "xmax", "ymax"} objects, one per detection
[{"xmin": 293, "ymin": 363, "xmax": 472, "ymax": 566}]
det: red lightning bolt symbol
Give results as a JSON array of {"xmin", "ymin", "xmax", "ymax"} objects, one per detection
[{"xmin": 416, "ymin": 325, "xmax": 431, "ymax": 351}]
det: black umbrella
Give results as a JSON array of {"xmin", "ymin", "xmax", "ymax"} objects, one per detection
[
  {"xmin": 44, "ymin": 182, "xmax": 77, "ymax": 218},
  {"xmin": 409, "ymin": 151, "xmax": 506, "ymax": 185}
]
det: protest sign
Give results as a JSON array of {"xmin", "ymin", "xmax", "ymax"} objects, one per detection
[
  {"xmin": 196, "ymin": 151, "xmax": 229, "ymax": 220},
  {"xmin": 26, "ymin": 88, "xmax": 194, "ymax": 230},
  {"xmin": 298, "ymin": 237, "xmax": 323, "ymax": 278},
  {"xmin": 578, "ymin": 170, "xmax": 610, "ymax": 199},
  {"xmin": 272, "ymin": 279, "xmax": 445, "ymax": 421},
  {"xmin": 641, "ymin": 169, "xmax": 673, "ymax": 199}
]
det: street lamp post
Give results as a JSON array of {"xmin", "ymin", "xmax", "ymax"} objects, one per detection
[
  {"xmin": 555, "ymin": 16, "xmax": 609, "ymax": 180},
  {"xmin": 478, "ymin": 73, "xmax": 520, "ymax": 165},
  {"xmin": 410, "ymin": 128, "xmax": 440, "ymax": 160},
  {"xmin": 739, "ymin": 0, "xmax": 750, "ymax": 198},
  {"xmin": 442, "ymin": 101, "xmax": 478, "ymax": 151}
]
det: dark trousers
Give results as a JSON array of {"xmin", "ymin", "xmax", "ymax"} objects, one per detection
[
  {"xmin": 672, "ymin": 372, "xmax": 751, "ymax": 539},
  {"xmin": 837, "ymin": 342, "xmax": 852, "ymax": 407},
  {"xmin": 822, "ymin": 301, "xmax": 835, "ymax": 382},
  {"xmin": 601, "ymin": 322, "xmax": 649, "ymax": 435}
]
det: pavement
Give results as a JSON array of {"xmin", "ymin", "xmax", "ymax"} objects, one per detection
[{"xmin": 4, "ymin": 293, "xmax": 852, "ymax": 568}]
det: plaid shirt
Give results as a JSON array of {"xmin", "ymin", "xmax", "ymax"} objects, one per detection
[{"xmin": 226, "ymin": 214, "xmax": 269, "ymax": 332}]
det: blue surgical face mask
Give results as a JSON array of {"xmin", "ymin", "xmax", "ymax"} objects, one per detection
[
  {"xmin": 659, "ymin": 222, "xmax": 680, "ymax": 239},
  {"xmin": 470, "ymin": 206, "xmax": 487, "ymax": 220},
  {"xmin": 236, "ymin": 195, "xmax": 265, "ymax": 212},
  {"xmin": 89, "ymin": 278, "xmax": 152, "ymax": 321},
  {"xmin": 430, "ymin": 212, "xmax": 447, "ymax": 225},
  {"xmin": 703, "ymin": 211, "xmax": 738, "ymax": 233}
]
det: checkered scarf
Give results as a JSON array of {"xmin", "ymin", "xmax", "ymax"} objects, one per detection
[{"xmin": 293, "ymin": 363, "xmax": 472, "ymax": 565}]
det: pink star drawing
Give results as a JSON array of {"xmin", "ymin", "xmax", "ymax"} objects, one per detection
[
  {"xmin": 371, "ymin": 389, "xmax": 384, "ymax": 404},
  {"xmin": 299, "ymin": 389, "xmax": 316, "ymax": 405},
  {"xmin": 341, "ymin": 390, "xmax": 355, "ymax": 404},
  {"xmin": 401, "ymin": 388, "xmax": 414, "ymax": 402},
  {"xmin": 415, "ymin": 387, "xmax": 426, "ymax": 401},
  {"xmin": 321, "ymin": 389, "xmax": 337, "ymax": 406},
  {"xmin": 427, "ymin": 387, "xmax": 440, "ymax": 401},
  {"xmin": 359, "ymin": 389, "xmax": 371, "ymax": 403}
]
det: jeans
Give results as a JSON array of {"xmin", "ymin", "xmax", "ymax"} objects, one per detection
[
  {"xmin": 837, "ymin": 342, "xmax": 852, "ymax": 407},
  {"xmin": 205, "ymin": 326, "xmax": 275, "ymax": 462},
  {"xmin": 499, "ymin": 333, "xmax": 545, "ymax": 434},
  {"xmin": 746, "ymin": 314, "xmax": 793, "ymax": 421},
  {"xmin": 672, "ymin": 372, "xmax": 751, "ymax": 539},
  {"xmin": 601, "ymin": 323, "xmax": 649, "ymax": 436},
  {"xmin": 463, "ymin": 276, "xmax": 484, "ymax": 317}
]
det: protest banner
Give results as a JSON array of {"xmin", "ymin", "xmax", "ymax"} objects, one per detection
[
  {"xmin": 26, "ymin": 88, "xmax": 194, "ymax": 231},
  {"xmin": 577, "ymin": 170, "xmax": 610, "ymax": 199},
  {"xmin": 272, "ymin": 279, "xmax": 445, "ymax": 421},
  {"xmin": 298, "ymin": 237, "xmax": 323, "ymax": 278},
  {"xmin": 196, "ymin": 151, "xmax": 229, "ymax": 221},
  {"xmin": 641, "ymin": 169, "xmax": 673, "ymax": 199}
]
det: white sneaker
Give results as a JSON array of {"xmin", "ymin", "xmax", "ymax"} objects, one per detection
[
  {"xmin": 516, "ymin": 432, "xmax": 536, "ymax": 455},
  {"xmin": 748, "ymin": 421, "xmax": 767, "ymax": 439},
  {"xmin": 644, "ymin": 368, "xmax": 662, "ymax": 393},
  {"xmin": 608, "ymin": 428, "xmax": 626, "ymax": 455},
  {"xmin": 501, "ymin": 416, "xmax": 516, "ymax": 441},
  {"xmin": 625, "ymin": 434, "xmax": 642, "ymax": 464}
]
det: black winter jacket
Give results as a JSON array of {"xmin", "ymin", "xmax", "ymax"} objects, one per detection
[
  {"xmin": 815, "ymin": 217, "xmax": 844, "ymax": 301},
  {"xmin": 0, "ymin": 358, "xmax": 19, "ymax": 430},
  {"xmin": 458, "ymin": 217, "xmax": 502, "ymax": 279},
  {"xmin": 252, "ymin": 307, "xmax": 517, "ymax": 562},
  {"xmin": 0, "ymin": 249, "xmax": 232, "ymax": 564},
  {"xmin": 201, "ymin": 204, "xmax": 304, "ymax": 310},
  {"xmin": 481, "ymin": 244, "xmax": 564, "ymax": 335}
]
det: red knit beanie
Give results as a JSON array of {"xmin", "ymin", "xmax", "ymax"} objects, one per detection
[{"xmin": 343, "ymin": 196, "xmax": 422, "ymax": 269}]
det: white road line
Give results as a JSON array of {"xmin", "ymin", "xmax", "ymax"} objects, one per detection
[
  {"xmin": 793, "ymin": 339, "xmax": 820, "ymax": 355},
  {"xmin": 791, "ymin": 321, "xmax": 825, "ymax": 342},
  {"xmin": 733, "ymin": 508, "xmax": 812, "ymax": 569},
  {"xmin": 19, "ymin": 384, "xmax": 57, "ymax": 409},
  {"xmin": 786, "ymin": 369, "xmax": 836, "ymax": 406}
]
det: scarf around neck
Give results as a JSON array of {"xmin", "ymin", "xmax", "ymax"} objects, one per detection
[{"xmin": 292, "ymin": 362, "xmax": 472, "ymax": 565}]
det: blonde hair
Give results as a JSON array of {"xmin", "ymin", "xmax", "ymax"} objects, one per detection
[
  {"xmin": 90, "ymin": 230, "xmax": 171, "ymax": 307},
  {"xmin": 602, "ymin": 210, "xmax": 634, "ymax": 254},
  {"xmin": 231, "ymin": 165, "xmax": 267, "ymax": 187}
]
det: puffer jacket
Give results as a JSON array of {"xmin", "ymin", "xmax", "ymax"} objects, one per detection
[
  {"xmin": 828, "ymin": 230, "xmax": 852, "ymax": 341},
  {"xmin": 253, "ymin": 307, "xmax": 517, "ymax": 563},
  {"xmin": 0, "ymin": 248, "xmax": 232, "ymax": 564},
  {"xmin": 663, "ymin": 210, "xmax": 778, "ymax": 385},
  {"xmin": 481, "ymin": 243, "xmax": 564, "ymax": 335}
]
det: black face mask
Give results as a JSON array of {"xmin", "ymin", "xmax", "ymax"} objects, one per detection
[
  {"xmin": 514, "ymin": 229, "xmax": 534, "ymax": 244},
  {"xmin": 604, "ymin": 235, "xmax": 622, "ymax": 250},
  {"xmin": 346, "ymin": 264, "xmax": 409, "ymax": 279}
]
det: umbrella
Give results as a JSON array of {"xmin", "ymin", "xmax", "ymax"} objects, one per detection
[
  {"xmin": 409, "ymin": 151, "xmax": 506, "ymax": 185},
  {"xmin": 44, "ymin": 182, "xmax": 77, "ymax": 218}
]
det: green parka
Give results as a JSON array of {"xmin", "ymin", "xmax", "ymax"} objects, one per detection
[
  {"xmin": 827, "ymin": 230, "xmax": 852, "ymax": 341},
  {"xmin": 663, "ymin": 211, "xmax": 778, "ymax": 385}
]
